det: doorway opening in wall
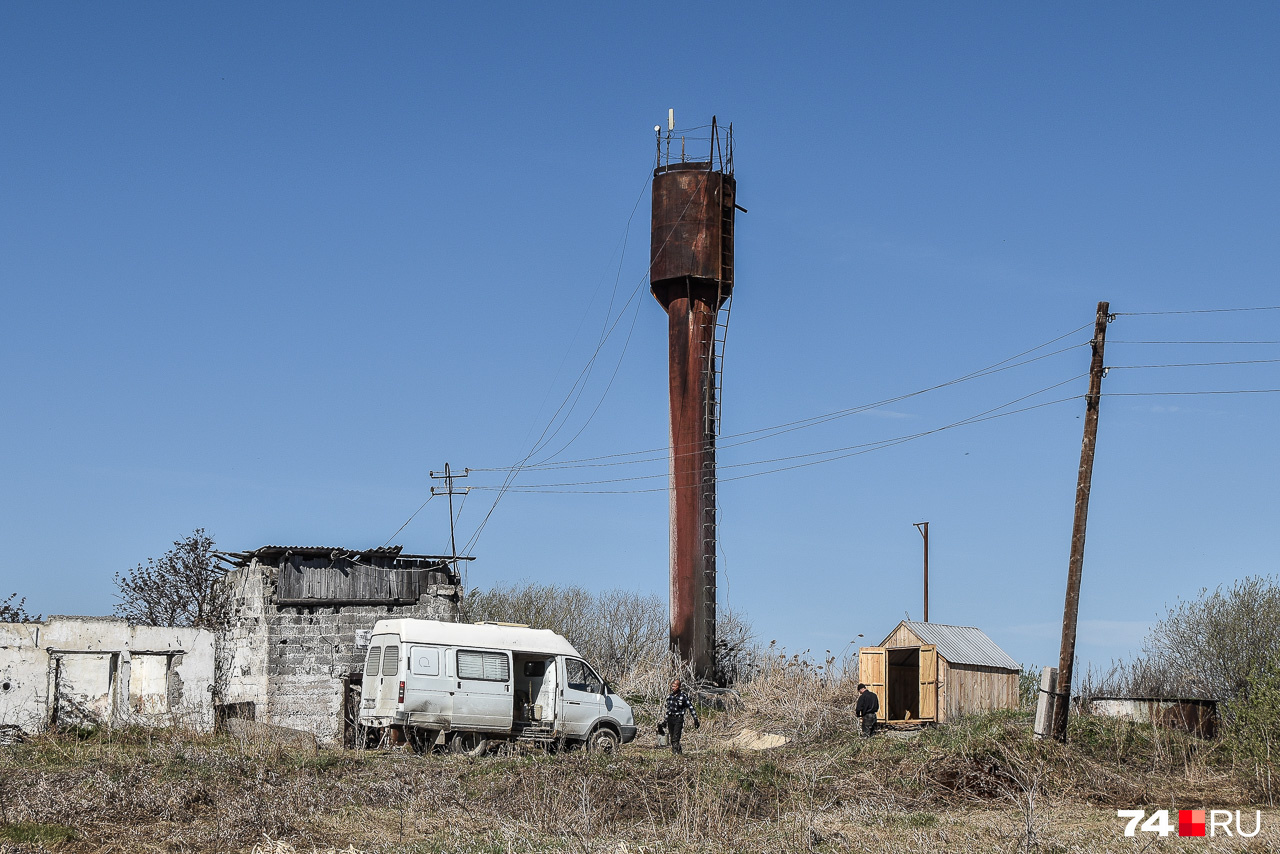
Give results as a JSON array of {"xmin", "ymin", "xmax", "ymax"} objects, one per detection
[
  {"xmin": 887, "ymin": 647, "xmax": 920, "ymax": 721},
  {"xmin": 341, "ymin": 673, "xmax": 363, "ymax": 748}
]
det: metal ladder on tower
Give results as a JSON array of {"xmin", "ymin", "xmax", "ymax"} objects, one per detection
[
  {"xmin": 705, "ymin": 190, "xmax": 735, "ymax": 438},
  {"xmin": 701, "ymin": 191, "xmax": 736, "ymax": 677}
]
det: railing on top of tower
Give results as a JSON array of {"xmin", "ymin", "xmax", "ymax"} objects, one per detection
[{"xmin": 655, "ymin": 116, "xmax": 734, "ymax": 174}]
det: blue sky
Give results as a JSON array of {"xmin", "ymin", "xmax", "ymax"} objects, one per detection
[{"xmin": 2, "ymin": 3, "xmax": 1277, "ymax": 673}]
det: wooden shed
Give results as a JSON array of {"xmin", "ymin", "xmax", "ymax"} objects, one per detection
[{"xmin": 859, "ymin": 621, "xmax": 1020, "ymax": 724}]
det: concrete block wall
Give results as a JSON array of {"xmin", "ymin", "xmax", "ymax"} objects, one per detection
[
  {"xmin": 221, "ymin": 565, "xmax": 271, "ymax": 713},
  {"xmin": 220, "ymin": 560, "xmax": 460, "ymax": 744}
]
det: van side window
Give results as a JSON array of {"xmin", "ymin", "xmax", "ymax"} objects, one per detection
[
  {"xmin": 566, "ymin": 658, "xmax": 603, "ymax": 694},
  {"xmin": 410, "ymin": 646, "xmax": 439, "ymax": 676},
  {"xmin": 381, "ymin": 645, "xmax": 400, "ymax": 676},
  {"xmin": 457, "ymin": 650, "xmax": 510, "ymax": 682},
  {"xmin": 365, "ymin": 646, "xmax": 382, "ymax": 677}
]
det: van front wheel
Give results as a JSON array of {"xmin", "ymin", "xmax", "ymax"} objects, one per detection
[{"xmin": 587, "ymin": 726, "xmax": 619, "ymax": 753}]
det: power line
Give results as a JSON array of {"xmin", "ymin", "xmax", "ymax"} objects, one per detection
[
  {"xmin": 1109, "ymin": 340, "xmax": 1280, "ymax": 345},
  {"xmin": 477, "ymin": 373, "xmax": 1086, "ymax": 489},
  {"xmin": 1113, "ymin": 306, "xmax": 1280, "ymax": 316},
  {"xmin": 470, "ymin": 326, "xmax": 1093, "ymax": 474},
  {"xmin": 471, "ymin": 381, "xmax": 1085, "ymax": 494},
  {"xmin": 1103, "ymin": 389, "xmax": 1280, "ymax": 396},
  {"xmin": 479, "ymin": 396, "xmax": 1081, "ymax": 494},
  {"xmin": 459, "ymin": 170, "xmax": 716, "ymax": 555},
  {"xmin": 1107, "ymin": 358, "xmax": 1280, "ymax": 369},
  {"xmin": 526, "ymin": 296, "xmax": 644, "ymax": 467},
  {"xmin": 380, "ymin": 493, "xmax": 435, "ymax": 548},
  {"xmin": 518, "ymin": 176, "xmax": 655, "ymax": 465},
  {"xmin": 383, "ymin": 171, "xmax": 655, "ymax": 551},
  {"xmin": 486, "ymin": 343, "xmax": 1078, "ymax": 477}
]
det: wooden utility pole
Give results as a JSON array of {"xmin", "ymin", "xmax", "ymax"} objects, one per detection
[
  {"xmin": 914, "ymin": 522, "xmax": 930, "ymax": 622},
  {"xmin": 1051, "ymin": 301, "xmax": 1111, "ymax": 742}
]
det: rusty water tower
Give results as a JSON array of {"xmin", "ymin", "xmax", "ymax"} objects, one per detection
[{"xmin": 650, "ymin": 115, "xmax": 737, "ymax": 680}]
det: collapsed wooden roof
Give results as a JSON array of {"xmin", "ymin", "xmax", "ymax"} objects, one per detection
[{"xmin": 214, "ymin": 545, "xmax": 472, "ymax": 569}]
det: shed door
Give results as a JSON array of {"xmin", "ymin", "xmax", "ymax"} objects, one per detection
[
  {"xmin": 919, "ymin": 645, "xmax": 938, "ymax": 721},
  {"xmin": 858, "ymin": 647, "xmax": 886, "ymax": 709}
]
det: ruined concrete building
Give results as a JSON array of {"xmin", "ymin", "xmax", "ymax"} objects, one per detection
[
  {"xmin": 217, "ymin": 545, "xmax": 461, "ymax": 744},
  {"xmin": 0, "ymin": 617, "xmax": 215, "ymax": 733},
  {"xmin": 0, "ymin": 544, "xmax": 462, "ymax": 745}
]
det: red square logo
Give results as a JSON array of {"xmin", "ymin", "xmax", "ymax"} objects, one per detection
[{"xmin": 1179, "ymin": 809, "xmax": 1206, "ymax": 837}]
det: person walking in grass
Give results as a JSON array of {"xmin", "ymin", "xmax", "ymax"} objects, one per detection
[
  {"xmin": 855, "ymin": 682, "xmax": 879, "ymax": 737},
  {"xmin": 663, "ymin": 678, "xmax": 700, "ymax": 755}
]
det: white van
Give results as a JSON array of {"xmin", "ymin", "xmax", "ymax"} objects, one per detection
[{"xmin": 358, "ymin": 618, "xmax": 637, "ymax": 752}]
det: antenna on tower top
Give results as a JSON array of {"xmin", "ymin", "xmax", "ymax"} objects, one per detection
[{"xmin": 668, "ymin": 108, "xmax": 675, "ymax": 131}]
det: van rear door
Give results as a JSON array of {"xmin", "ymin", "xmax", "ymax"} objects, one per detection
[
  {"xmin": 360, "ymin": 642, "xmax": 383, "ymax": 716},
  {"xmin": 452, "ymin": 649, "xmax": 513, "ymax": 731},
  {"xmin": 373, "ymin": 635, "xmax": 402, "ymax": 717}
]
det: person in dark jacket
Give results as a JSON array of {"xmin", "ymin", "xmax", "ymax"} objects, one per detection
[
  {"xmin": 855, "ymin": 682, "xmax": 879, "ymax": 737},
  {"xmin": 663, "ymin": 679, "xmax": 700, "ymax": 754}
]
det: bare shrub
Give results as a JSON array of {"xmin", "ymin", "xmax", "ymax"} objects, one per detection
[
  {"xmin": 461, "ymin": 581, "xmax": 759, "ymax": 688},
  {"xmin": 1086, "ymin": 575, "xmax": 1280, "ymax": 702},
  {"xmin": 461, "ymin": 582, "xmax": 658, "ymax": 682},
  {"xmin": 113, "ymin": 529, "xmax": 228, "ymax": 629},
  {"xmin": 0, "ymin": 593, "xmax": 38, "ymax": 623},
  {"xmin": 738, "ymin": 645, "xmax": 859, "ymax": 744}
]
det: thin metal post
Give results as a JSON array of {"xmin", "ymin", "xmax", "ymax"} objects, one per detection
[
  {"xmin": 914, "ymin": 522, "xmax": 930, "ymax": 622},
  {"xmin": 1051, "ymin": 301, "xmax": 1111, "ymax": 742}
]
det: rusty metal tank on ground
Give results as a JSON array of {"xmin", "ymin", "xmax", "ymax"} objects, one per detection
[{"xmin": 650, "ymin": 162, "xmax": 736, "ymax": 304}]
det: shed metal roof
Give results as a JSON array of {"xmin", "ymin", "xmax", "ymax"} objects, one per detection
[{"xmin": 882, "ymin": 621, "xmax": 1020, "ymax": 671}]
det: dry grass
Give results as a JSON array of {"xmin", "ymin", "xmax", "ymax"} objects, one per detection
[{"xmin": 1, "ymin": 669, "xmax": 1276, "ymax": 854}]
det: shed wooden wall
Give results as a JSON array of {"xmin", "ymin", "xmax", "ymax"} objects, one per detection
[
  {"xmin": 882, "ymin": 623, "xmax": 922, "ymax": 649},
  {"xmin": 942, "ymin": 663, "xmax": 1019, "ymax": 722}
]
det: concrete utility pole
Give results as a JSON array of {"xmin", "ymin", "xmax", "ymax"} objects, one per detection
[
  {"xmin": 1051, "ymin": 301, "xmax": 1111, "ymax": 742},
  {"xmin": 914, "ymin": 522, "xmax": 930, "ymax": 622}
]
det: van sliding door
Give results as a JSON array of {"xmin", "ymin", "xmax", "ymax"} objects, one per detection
[
  {"xmin": 405, "ymin": 646, "xmax": 452, "ymax": 728},
  {"xmin": 453, "ymin": 650, "xmax": 513, "ymax": 731}
]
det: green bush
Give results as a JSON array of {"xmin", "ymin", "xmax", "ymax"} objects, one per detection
[
  {"xmin": 1018, "ymin": 665, "xmax": 1040, "ymax": 708},
  {"xmin": 1225, "ymin": 649, "xmax": 1280, "ymax": 805}
]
